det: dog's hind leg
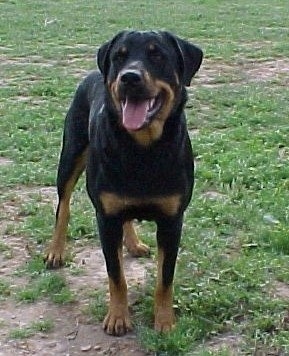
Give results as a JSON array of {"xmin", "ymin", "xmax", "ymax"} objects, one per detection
[
  {"xmin": 123, "ymin": 221, "xmax": 150, "ymax": 257},
  {"xmin": 45, "ymin": 148, "xmax": 87, "ymax": 268},
  {"xmin": 45, "ymin": 87, "xmax": 89, "ymax": 268}
]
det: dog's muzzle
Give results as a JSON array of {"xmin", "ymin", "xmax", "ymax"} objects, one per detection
[{"xmin": 117, "ymin": 68, "xmax": 162, "ymax": 131}]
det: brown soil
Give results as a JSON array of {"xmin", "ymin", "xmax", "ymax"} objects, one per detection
[
  {"xmin": 195, "ymin": 58, "xmax": 289, "ymax": 87},
  {"xmin": 271, "ymin": 281, "xmax": 289, "ymax": 300},
  {"xmin": 202, "ymin": 333, "xmax": 243, "ymax": 355},
  {"xmin": 0, "ymin": 158, "xmax": 14, "ymax": 167},
  {"xmin": 0, "ymin": 184, "xmax": 153, "ymax": 355}
]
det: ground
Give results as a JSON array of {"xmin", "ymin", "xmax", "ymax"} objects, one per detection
[
  {"xmin": 0, "ymin": 180, "xmax": 153, "ymax": 355},
  {"xmin": 1, "ymin": 55, "xmax": 289, "ymax": 355}
]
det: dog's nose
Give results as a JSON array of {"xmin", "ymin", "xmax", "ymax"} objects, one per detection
[{"xmin": 120, "ymin": 71, "xmax": 142, "ymax": 85}]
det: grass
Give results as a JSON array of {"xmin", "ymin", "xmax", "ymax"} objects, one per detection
[
  {"xmin": 1, "ymin": 0, "xmax": 289, "ymax": 354},
  {"xmin": 85, "ymin": 289, "xmax": 107, "ymax": 323},
  {"xmin": 0, "ymin": 279, "xmax": 11, "ymax": 299},
  {"xmin": 9, "ymin": 319, "xmax": 53, "ymax": 339},
  {"xmin": 16, "ymin": 256, "xmax": 75, "ymax": 304}
]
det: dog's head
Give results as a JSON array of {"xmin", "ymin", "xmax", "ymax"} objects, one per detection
[{"xmin": 97, "ymin": 31, "xmax": 203, "ymax": 143}]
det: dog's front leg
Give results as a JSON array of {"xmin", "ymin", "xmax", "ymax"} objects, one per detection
[
  {"xmin": 97, "ymin": 214, "xmax": 131, "ymax": 336},
  {"xmin": 154, "ymin": 215, "xmax": 183, "ymax": 332}
]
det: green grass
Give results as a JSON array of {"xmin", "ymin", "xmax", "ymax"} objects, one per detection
[
  {"xmin": 17, "ymin": 273, "xmax": 75, "ymax": 304},
  {"xmin": 1, "ymin": 0, "xmax": 289, "ymax": 354},
  {"xmin": 16, "ymin": 257, "xmax": 75, "ymax": 304},
  {"xmin": 9, "ymin": 319, "xmax": 53, "ymax": 340},
  {"xmin": 0, "ymin": 279, "xmax": 11, "ymax": 299},
  {"xmin": 0, "ymin": 242, "xmax": 12, "ymax": 259},
  {"xmin": 85, "ymin": 289, "xmax": 107, "ymax": 323}
]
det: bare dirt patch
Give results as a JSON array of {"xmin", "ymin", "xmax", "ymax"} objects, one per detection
[
  {"xmin": 0, "ymin": 299, "xmax": 150, "ymax": 355},
  {"xmin": 195, "ymin": 58, "xmax": 289, "ymax": 87},
  {"xmin": 193, "ymin": 333, "xmax": 243, "ymax": 355},
  {"xmin": 195, "ymin": 61, "xmax": 243, "ymax": 87},
  {"xmin": 0, "ymin": 55, "xmax": 57, "ymax": 68},
  {"xmin": 0, "ymin": 158, "xmax": 13, "ymax": 167},
  {"xmin": 206, "ymin": 333, "xmax": 243, "ymax": 353},
  {"xmin": 0, "ymin": 186, "xmax": 153, "ymax": 355},
  {"xmin": 245, "ymin": 59, "xmax": 289, "ymax": 84},
  {"xmin": 271, "ymin": 281, "xmax": 289, "ymax": 300},
  {"xmin": 1, "ymin": 50, "xmax": 92, "ymax": 88},
  {"xmin": 0, "ymin": 247, "xmax": 153, "ymax": 355},
  {"xmin": 201, "ymin": 190, "xmax": 228, "ymax": 201}
]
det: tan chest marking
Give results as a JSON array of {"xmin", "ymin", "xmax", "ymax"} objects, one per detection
[{"xmin": 100, "ymin": 192, "xmax": 181, "ymax": 217}]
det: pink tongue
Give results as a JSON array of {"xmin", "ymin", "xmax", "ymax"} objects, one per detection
[{"xmin": 122, "ymin": 99, "xmax": 150, "ymax": 130}]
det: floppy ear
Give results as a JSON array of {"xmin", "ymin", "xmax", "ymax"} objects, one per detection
[
  {"xmin": 162, "ymin": 32, "xmax": 203, "ymax": 86},
  {"xmin": 97, "ymin": 31, "xmax": 127, "ymax": 81}
]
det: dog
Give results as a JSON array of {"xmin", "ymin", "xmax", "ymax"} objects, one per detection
[{"xmin": 45, "ymin": 30, "xmax": 203, "ymax": 336}]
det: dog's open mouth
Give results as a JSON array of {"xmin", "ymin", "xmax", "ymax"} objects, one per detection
[{"xmin": 121, "ymin": 94, "xmax": 162, "ymax": 131}]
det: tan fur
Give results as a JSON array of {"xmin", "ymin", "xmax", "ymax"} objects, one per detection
[
  {"xmin": 103, "ymin": 246, "xmax": 131, "ymax": 335},
  {"xmin": 100, "ymin": 191, "xmax": 181, "ymax": 216},
  {"xmin": 45, "ymin": 149, "xmax": 87, "ymax": 267},
  {"xmin": 123, "ymin": 221, "xmax": 150, "ymax": 257},
  {"xmin": 154, "ymin": 248, "xmax": 175, "ymax": 332}
]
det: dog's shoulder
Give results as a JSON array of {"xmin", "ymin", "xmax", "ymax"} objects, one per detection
[{"xmin": 79, "ymin": 71, "xmax": 104, "ymax": 103}]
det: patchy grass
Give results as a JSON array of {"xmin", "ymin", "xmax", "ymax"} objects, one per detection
[
  {"xmin": 1, "ymin": 0, "xmax": 289, "ymax": 354},
  {"xmin": 0, "ymin": 279, "xmax": 11, "ymax": 299},
  {"xmin": 85, "ymin": 289, "xmax": 107, "ymax": 323},
  {"xmin": 9, "ymin": 319, "xmax": 53, "ymax": 340},
  {"xmin": 16, "ymin": 259, "xmax": 75, "ymax": 304}
]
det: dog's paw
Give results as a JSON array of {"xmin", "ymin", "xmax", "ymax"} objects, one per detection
[
  {"xmin": 154, "ymin": 307, "xmax": 175, "ymax": 332},
  {"xmin": 44, "ymin": 249, "xmax": 64, "ymax": 269},
  {"xmin": 127, "ymin": 242, "xmax": 150, "ymax": 257},
  {"xmin": 123, "ymin": 222, "xmax": 150, "ymax": 257},
  {"xmin": 103, "ymin": 307, "xmax": 132, "ymax": 336}
]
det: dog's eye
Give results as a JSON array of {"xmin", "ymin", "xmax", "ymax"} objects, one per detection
[
  {"xmin": 113, "ymin": 51, "xmax": 127, "ymax": 63},
  {"xmin": 147, "ymin": 47, "xmax": 164, "ymax": 62}
]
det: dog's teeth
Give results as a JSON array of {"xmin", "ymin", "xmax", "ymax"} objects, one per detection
[{"xmin": 149, "ymin": 98, "xmax": 155, "ymax": 110}]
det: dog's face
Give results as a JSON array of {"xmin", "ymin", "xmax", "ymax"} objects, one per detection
[{"xmin": 97, "ymin": 31, "xmax": 203, "ymax": 140}]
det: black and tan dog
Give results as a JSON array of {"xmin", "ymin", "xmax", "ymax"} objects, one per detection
[{"xmin": 45, "ymin": 30, "xmax": 203, "ymax": 335}]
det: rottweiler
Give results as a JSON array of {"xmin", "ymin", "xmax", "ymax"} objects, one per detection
[{"xmin": 45, "ymin": 30, "xmax": 203, "ymax": 335}]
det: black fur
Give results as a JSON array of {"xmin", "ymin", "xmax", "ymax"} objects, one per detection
[{"xmin": 48, "ymin": 30, "xmax": 203, "ymax": 334}]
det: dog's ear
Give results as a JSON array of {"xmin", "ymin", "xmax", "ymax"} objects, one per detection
[
  {"xmin": 162, "ymin": 32, "xmax": 203, "ymax": 86},
  {"xmin": 97, "ymin": 31, "xmax": 127, "ymax": 81}
]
